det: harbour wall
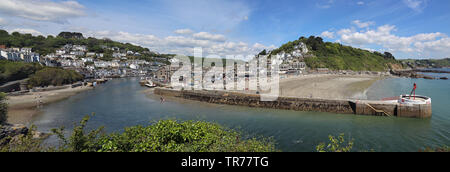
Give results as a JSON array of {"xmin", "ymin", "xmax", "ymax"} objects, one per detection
[{"xmin": 154, "ymin": 88, "xmax": 432, "ymax": 118}]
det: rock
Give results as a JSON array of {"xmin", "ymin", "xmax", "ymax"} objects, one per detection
[
  {"xmin": 0, "ymin": 124, "xmax": 29, "ymax": 145},
  {"xmin": 440, "ymin": 77, "xmax": 448, "ymax": 80},
  {"xmin": 32, "ymin": 131, "xmax": 47, "ymax": 139},
  {"xmin": 423, "ymin": 76, "xmax": 435, "ymax": 80}
]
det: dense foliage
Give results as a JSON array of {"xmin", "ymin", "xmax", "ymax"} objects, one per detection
[
  {"xmin": 0, "ymin": 60, "xmax": 43, "ymax": 85},
  {"xmin": 0, "ymin": 30, "xmax": 149, "ymax": 56},
  {"xmin": 401, "ymin": 58, "xmax": 450, "ymax": 68},
  {"xmin": 2, "ymin": 115, "xmax": 277, "ymax": 152},
  {"xmin": 55, "ymin": 117, "xmax": 276, "ymax": 152},
  {"xmin": 28, "ymin": 68, "xmax": 83, "ymax": 87},
  {"xmin": 0, "ymin": 93, "xmax": 7, "ymax": 124},
  {"xmin": 271, "ymin": 36, "xmax": 401, "ymax": 71}
]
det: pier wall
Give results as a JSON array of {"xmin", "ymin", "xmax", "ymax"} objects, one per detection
[{"xmin": 154, "ymin": 88, "xmax": 431, "ymax": 118}]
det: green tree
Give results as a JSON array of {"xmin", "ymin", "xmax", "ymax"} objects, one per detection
[
  {"xmin": 28, "ymin": 67, "xmax": 83, "ymax": 87},
  {"xmin": 51, "ymin": 115, "xmax": 105, "ymax": 152},
  {"xmin": 384, "ymin": 52, "xmax": 395, "ymax": 60}
]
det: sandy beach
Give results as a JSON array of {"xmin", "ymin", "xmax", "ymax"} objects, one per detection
[
  {"xmin": 149, "ymin": 74, "xmax": 385, "ymax": 101},
  {"xmin": 6, "ymin": 86, "xmax": 93, "ymax": 124},
  {"xmin": 279, "ymin": 74, "xmax": 383, "ymax": 100}
]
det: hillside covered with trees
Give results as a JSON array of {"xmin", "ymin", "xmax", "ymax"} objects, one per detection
[
  {"xmin": 0, "ymin": 60, "xmax": 43, "ymax": 85},
  {"xmin": 0, "ymin": 30, "xmax": 150, "ymax": 56},
  {"xmin": 400, "ymin": 58, "xmax": 450, "ymax": 68},
  {"xmin": 0, "ymin": 60, "xmax": 82, "ymax": 88},
  {"xmin": 269, "ymin": 36, "xmax": 402, "ymax": 71}
]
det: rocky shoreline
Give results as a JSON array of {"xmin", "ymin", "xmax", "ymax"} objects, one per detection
[
  {"xmin": 0, "ymin": 123, "xmax": 47, "ymax": 146},
  {"xmin": 390, "ymin": 70, "xmax": 448, "ymax": 80}
]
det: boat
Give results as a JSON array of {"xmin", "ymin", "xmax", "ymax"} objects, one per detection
[
  {"xmin": 140, "ymin": 77, "xmax": 157, "ymax": 88},
  {"xmin": 145, "ymin": 83, "xmax": 157, "ymax": 88}
]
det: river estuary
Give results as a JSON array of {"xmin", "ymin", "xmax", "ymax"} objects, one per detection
[{"xmin": 29, "ymin": 70, "xmax": 449, "ymax": 152}]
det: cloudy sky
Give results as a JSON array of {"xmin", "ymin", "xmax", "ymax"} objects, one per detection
[{"xmin": 0, "ymin": 0, "xmax": 449, "ymax": 59}]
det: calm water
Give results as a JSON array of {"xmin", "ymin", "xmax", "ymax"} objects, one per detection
[{"xmin": 30, "ymin": 70, "xmax": 450, "ymax": 152}]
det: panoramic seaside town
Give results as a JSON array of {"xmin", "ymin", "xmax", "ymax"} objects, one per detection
[{"xmin": 0, "ymin": 0, "xmax": 449, "ymax": 157}]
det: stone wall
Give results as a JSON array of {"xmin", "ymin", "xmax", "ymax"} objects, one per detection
[
  {"xmin": 155, "ymin": 88, "xmax": 356, "ymax": 114},
  {"xmin": 155, "ymin": 88, "xmax": 432, "ymax": 118}
]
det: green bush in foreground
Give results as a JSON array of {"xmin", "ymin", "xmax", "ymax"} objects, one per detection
[
  {"xmin": 316, "ymin": 133, "xmax": 354, "ymax": 152},
  {"xmin": 2, "ymin": 115, "xmax": 277, "ymax": 152},
  {"xmin": 0, "ymin": 93, "xmax": 7, "ymax": 124}
]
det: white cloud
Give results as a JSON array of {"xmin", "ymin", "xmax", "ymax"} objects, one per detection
[
  {"xmin": 193, "ymin": 32, "xmax": 226, "ymax": 42},
  {"xmin": 403, "ymin": 0, "xmax": 427, "ymax": 12},
  {"xmin": 174, "ymin": 29, "xmax": 193, "ymax": 35},
  {"xmin": 320, "ymin": 31, "xmax": 335, "ymax": 39},
  {"xmin": 0, "ymin": 0, "xmax": 86, "ymax": 23},
  {"xmin": 88, "ymin": 30, "xmax": 273, "ymax": 59},
  {"xmin": 0, "ymin": 17, "xmax": 5, "ymax": 25},
  {"xmin": 9, "ymin": 28, "xmax": 43, "ymax": 36},
  {"xmin": 357, "ymin": 1, "xmax": 365, "ymax": 5},
  {"xmin": 316, "ymin": 0, "xmax": 335, "ymax": 9},
  {"xmin": 352, "ymin": 20, "xmax": 375, "ymax": 28},
  {"xmin": 332, "ymin": 23, "xmax": 449, "ymax": 58}
]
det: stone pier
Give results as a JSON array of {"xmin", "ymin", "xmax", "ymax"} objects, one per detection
[{"xmin": 154, "ymin": 88, "xmax": 432, "ymax": 118}]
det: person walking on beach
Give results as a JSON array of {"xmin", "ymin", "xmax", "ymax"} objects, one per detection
[{"xmin": 160, "ymin": 96, "xmax": 165, "ymax": 104}]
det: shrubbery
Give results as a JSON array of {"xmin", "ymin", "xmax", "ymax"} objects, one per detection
[
  {"xmin": 0, "ymin": 60, "xmax": 43, "ymax": 85},
  {"xmin": 28, "ymin": 68, "xmax": 83, "ymax": 87},
  {"xmin": 316, "ymin": 133, "xmax": 354, "ymax": 152},
  {"xmin": 1, "ymin": 115, "xmax": 278, "ymax": 152}
]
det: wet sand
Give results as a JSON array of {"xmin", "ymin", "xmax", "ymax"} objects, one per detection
[
  {"xmin": 148, "ymin": 74, "xmax": 385, "ymax": 101},
  {"xmin": 279, "ymin": 74, "xmax": 383, "ymax": 99},
  {"xmin": 6, "ymin": 86, "xmax": 93, "ymax": 124}
]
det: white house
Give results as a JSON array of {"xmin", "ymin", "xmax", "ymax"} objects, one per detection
[
  {"xmin": 86, "ymin": 52, "xmax": 96, "ymax": 57},
  {"xmin": 72, "ymin": 45, "xmax": 87, "ymax": 52},
  {"xmin": 56, "ymin": 49, "xmax": 66, "ymax": 55},
  {"xmin": 129, "ymin": 64, "xmax": 138, "ymax": 70},
  {"xmin": 20, "ymin": 48, "xmax": 32, "ymax": 54},
  {"xmin": 81, "ymin": 57, "xmax": 94, "ymax": 63},
  {"xmin": 61, "ymin": 54, "xmax": 77, "ymax": 59},
  {"xmin": 94, "ymin": 61, "xmax": 108, "ymax": 68},
  {"xmin": 70, "ymin": 51, "xmax": 85, "ymax": 56},
  {"xmin": 0, "ymin": 49, "xmax": 7, "ymax": 59}
]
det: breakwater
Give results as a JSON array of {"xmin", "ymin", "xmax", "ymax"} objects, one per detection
[{"xmin": 154, "ymin": 88, "xmax": 432, "ymax": 118}]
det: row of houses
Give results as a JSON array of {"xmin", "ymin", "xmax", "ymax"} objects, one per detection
[{"xmin": 0, "ymin": 47, "xmax": 40, "ymax": 63}]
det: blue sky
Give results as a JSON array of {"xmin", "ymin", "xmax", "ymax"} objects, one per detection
[{"xmin": 0, "ymin": 0, "xmax": 449, "ymax": 59}]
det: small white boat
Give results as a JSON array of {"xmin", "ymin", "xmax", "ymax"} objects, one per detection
[
  {"xmin": 142, "ymin": 79, "xmax": 156, "ymax": 88},
  {"xmin": 145, "ymin": 83, "xmax": 157, "ymax": 88}
]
